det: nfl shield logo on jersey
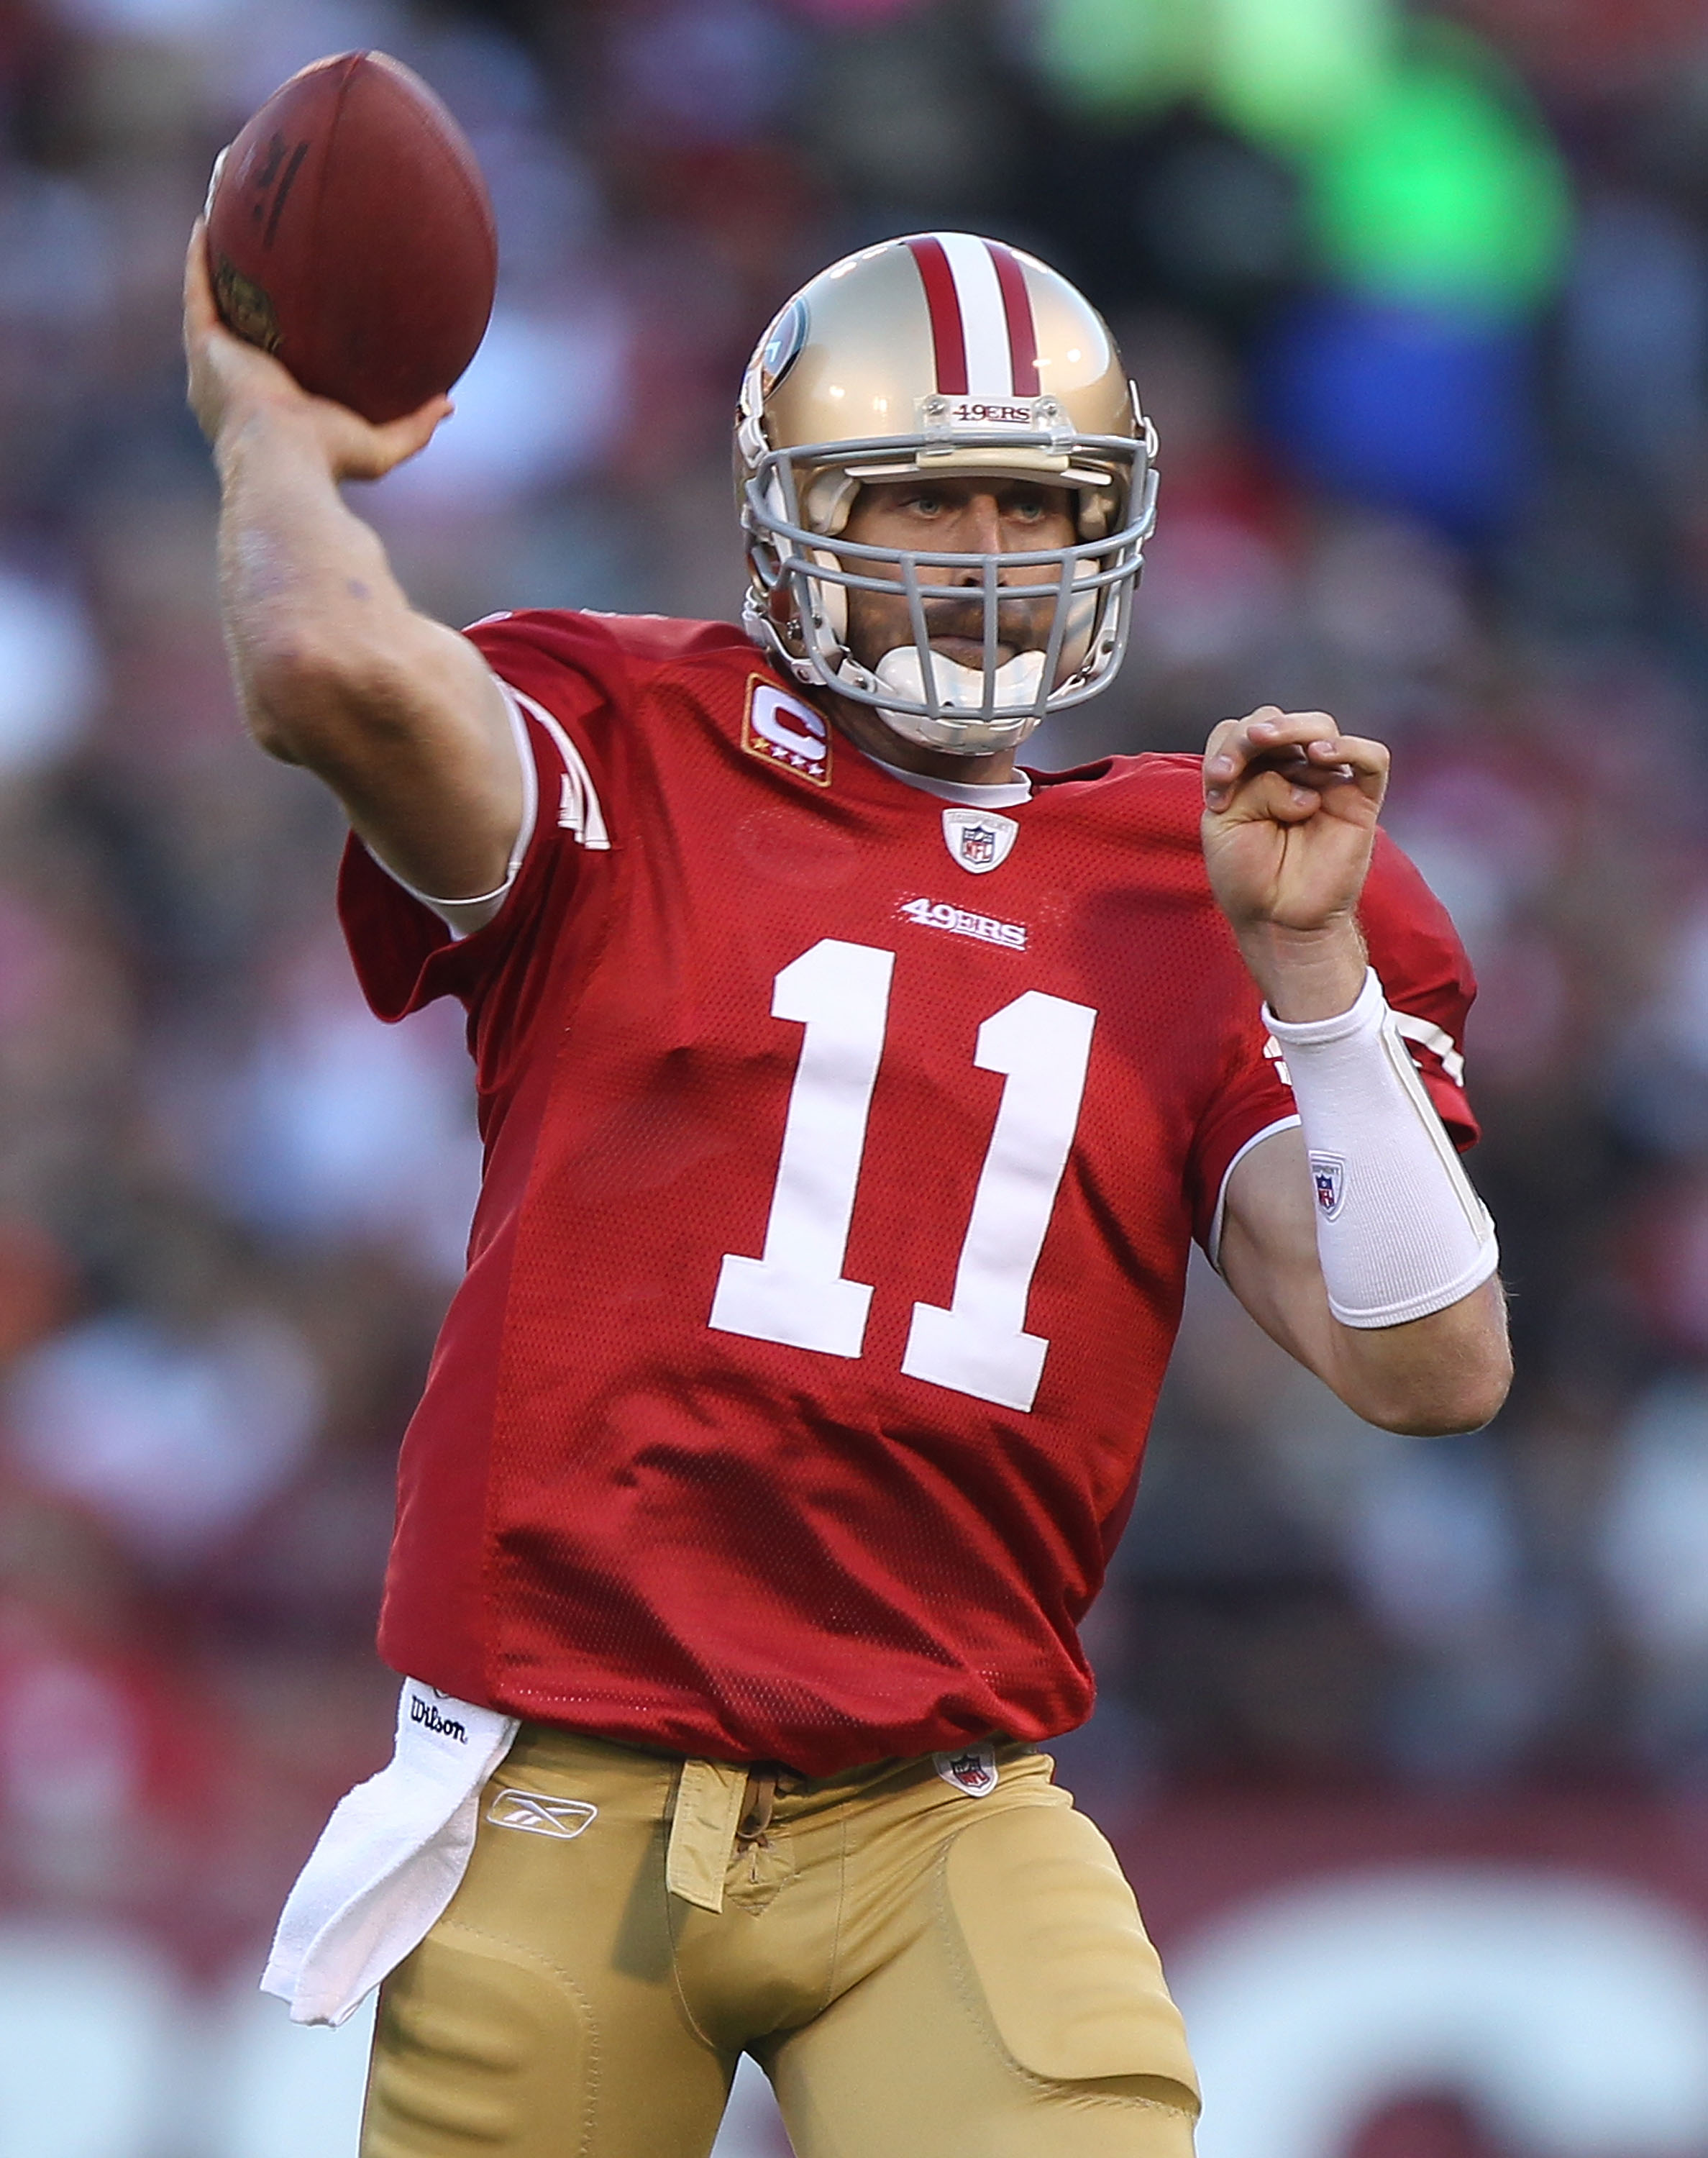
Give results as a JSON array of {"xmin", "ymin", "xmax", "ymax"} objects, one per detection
[
  {"xmin": 1310, "ymin": 1152, "xmax": 1347, "ymax": 1221},
  {"xmin": 933, "ymin": 1742, "xmax": 1000, "ymax": 1797},
  {"xmin": 941, "ymin": 807, "xmax": 1018, "ymax": 875}
]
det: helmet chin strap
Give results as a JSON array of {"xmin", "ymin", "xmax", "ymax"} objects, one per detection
[{"xmin": 864, "ymin": 647, "xmax": 1047, "ymax": 755}]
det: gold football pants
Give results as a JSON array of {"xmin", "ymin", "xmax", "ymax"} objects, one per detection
[{"xmin": 360, "ymin": 1724, "xmax": 1200, "ymax": 2158}]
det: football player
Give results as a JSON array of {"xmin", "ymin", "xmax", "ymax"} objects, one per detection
[{"xmin": 186, "ymin": 227, "xmax": 1510, "ymax": 2157}]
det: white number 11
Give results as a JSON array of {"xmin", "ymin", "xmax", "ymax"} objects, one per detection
[{"xmin": 708, "ymin": 937, "xmax": 1097, "ymax": 1413}]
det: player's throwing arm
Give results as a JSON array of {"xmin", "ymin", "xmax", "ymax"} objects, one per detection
[{"xmin": 182, "ymin": 227, "xmax": 524, "ymax": 914}]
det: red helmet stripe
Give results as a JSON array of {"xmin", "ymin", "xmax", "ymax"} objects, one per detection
[
  {"xmin": 987, "ymin": 242, "xmax": 1040, "ymax": 398},
  {"xmin": 906, "ymin": 236, "xmax": 969, "ymax": 396}
]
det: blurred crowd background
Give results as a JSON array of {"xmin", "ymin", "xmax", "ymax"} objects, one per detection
[{"xmin": 6, "ymin": 0, "xmax": 1708, "ymax": 2146}]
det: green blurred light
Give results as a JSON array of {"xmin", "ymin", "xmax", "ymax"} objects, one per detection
[
  {"xmin": 1026, "ymin": 0, "xmax": 1571, "ymax": 316},
  {"xmin": 1207, "ymin": 0, "xmax": 1393, "ymax": 151},
  {"xmin": 1304, "ymin": 40, "xmax": 1571, "ymax": 311},
  {"xmin": 1031, "ymin": 0, "xmax": 1199, "ymax": 119}
]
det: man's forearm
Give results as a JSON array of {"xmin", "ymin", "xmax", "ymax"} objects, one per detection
[
  {"xmin": 1320, "ymin": 1275, "xmax": 1510, "ymax": 1435},
  {"xmin": 1264, "ymin": 970, "xmax": 1499, "ymax": 1326},
  {"xmin": 1233, "ymin": 916, "xmax": 1366, "ymax": 1022},
  {"xmin": 214, "ymin": 406, "xmax": 419, "ymax": 759},
  {"xmin": 186, "ymin": 234, "xmax": 521, "ymax": 899},
  {"xmin": 1220, "ymin": 1136, "xmax": 1512, "ymax": 1437}
]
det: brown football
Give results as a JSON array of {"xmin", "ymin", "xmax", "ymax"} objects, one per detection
[{"xmin": 204, "ymin": 51, "xmax": 497, "ymax": 425}]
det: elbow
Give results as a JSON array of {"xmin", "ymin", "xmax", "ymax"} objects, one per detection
[
  {"xmin": 1359, "ymin": 1345, "xmax": 1515, "ymax": 1438},
  {"xmin": 238, "ymin": 634, "xmax": 401, "ymax": 767},
  {"xmin": 239, "ymin": 634, "xmax": 341, "ymax": 760},
  {"xmin": 1332, "ymin": 1275, "xmax": 1514, "ymax": 1437},
  {"xmin": 245, "ymin": 696, "xmax": 307, "ymax": 764},
  {"xmin": 1375, "ymin": 1393, "xmax": 1508, "ymax": 1439}
]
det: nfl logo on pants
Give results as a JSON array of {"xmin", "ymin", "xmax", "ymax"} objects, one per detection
[{"xmin": 933, "ymin": 1742, "xmax": 1000, "ymax": 1795}]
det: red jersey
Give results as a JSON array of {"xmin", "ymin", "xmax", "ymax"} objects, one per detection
[{"xmin": 338, "ymin": 611, "xmax": 1478, "ymax": 1776}]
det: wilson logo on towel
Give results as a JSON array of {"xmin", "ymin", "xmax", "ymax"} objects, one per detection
[
  {"xmin": 486, "ymin": 1788, "xmax": 599, "ymax": 1839},
  {"xmin": 408, "ymin": 1693, "xmax": 467, "ymax": 1742}
]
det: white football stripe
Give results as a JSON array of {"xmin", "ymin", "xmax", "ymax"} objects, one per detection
[
  {"xmin": 1392, "ymin": 1010, "xmax": 1466, "ymax": 1086},
  {"xmin": 510, "ymin": 686, "xmax": 611, "ymax": 850},
  {"xmin": 937, "ymin": 231, "xmax": 1012, "ymax": 398}
]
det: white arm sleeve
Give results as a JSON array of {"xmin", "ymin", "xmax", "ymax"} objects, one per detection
[{"xmin": 1262, "ymin": 968, "xmax": 1499, "ymax": 1329}]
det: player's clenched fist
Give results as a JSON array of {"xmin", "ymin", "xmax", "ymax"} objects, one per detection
[{"xmin": 1200, "ymin": 706, "xmax": 1389, "ymax": 950}]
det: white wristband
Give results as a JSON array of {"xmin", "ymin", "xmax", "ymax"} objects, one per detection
[{"xmin": 1263, "ymin": 968, "xmax": 1498, "ymax": 1329}]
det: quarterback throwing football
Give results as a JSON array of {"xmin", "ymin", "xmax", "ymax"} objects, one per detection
[{"xmin": 186, "ymin": 227, "xmax": 1510, "ymax": 2157}]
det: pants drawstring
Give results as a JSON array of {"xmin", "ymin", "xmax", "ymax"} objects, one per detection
[{"xmin": 736, "ymin": 1764, "xmax": 801, "ymax": 1846}]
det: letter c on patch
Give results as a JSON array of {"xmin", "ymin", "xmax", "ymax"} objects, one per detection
[{"xmin": 751, "ymin": 686, "xmax": 827, "ymax": 760}]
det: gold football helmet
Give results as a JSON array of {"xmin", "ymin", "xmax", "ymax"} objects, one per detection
[{"xmin": 737, "ymin": 232, "xmax": 1158, "ymax": 755}]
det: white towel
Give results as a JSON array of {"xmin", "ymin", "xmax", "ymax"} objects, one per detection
[{"xmin": 261, "ymin": 1677, "xmax": 519, "ymax": 2027}]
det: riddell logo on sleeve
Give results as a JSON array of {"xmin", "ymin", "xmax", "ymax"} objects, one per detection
[{"xmin": 741, "ymin": 678, "xmax": 832, "ymax": 785}]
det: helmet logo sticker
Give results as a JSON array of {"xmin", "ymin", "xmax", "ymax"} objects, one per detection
[
  {"xmin": 742, "ymin": 678, "xmax": 832, "ymax": 786},
  {"xmin": 941, "ymin": 807, "xmax": 1017, "ymax": 875},
  {"xmin": 758, "ymin": 296, "xmax": 807, "ymax": 400}
]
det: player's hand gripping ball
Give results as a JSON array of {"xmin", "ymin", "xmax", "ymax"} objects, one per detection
[{"xmin": 204, "ymin": 51, "xmax": 496, "ymax": 426}]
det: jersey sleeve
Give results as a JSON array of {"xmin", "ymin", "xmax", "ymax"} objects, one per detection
[
  {"xmin": 335, "ymin": 609, "xmax": 631, "ymax": 1024},
  {"xmin": 1358, "ymin": 830, "xmax": 1481, "ymax": 1145},
  {"xmin": 1187, "ymin": 827, "xmax": 1482, "ymax": 1257}
]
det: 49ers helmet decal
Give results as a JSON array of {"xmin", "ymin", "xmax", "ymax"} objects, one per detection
[{"xmin": 737, "ymin": 233, "xmax": 1159, "ymax": 756}]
